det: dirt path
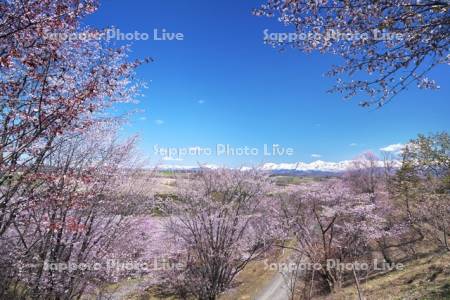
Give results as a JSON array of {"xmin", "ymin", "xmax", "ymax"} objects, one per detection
[{"xmin": 255, "ymin": 271, "xmax": 289, "ymax": 300}]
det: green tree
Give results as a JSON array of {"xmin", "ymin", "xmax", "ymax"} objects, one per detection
[{"xmin": 393, "ymin": 132, "xmax": 450, "ymax": 251}]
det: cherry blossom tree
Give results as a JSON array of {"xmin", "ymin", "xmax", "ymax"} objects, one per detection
[
  {"xmin": 278, "ymin": 180, "xmax": 386, "ymax": 294},
  {"xmin": 0, "ymin": 123, "xmax": 149, "ymax": 299},
  {"xmin": 0, "ymin": 1, "xmax": 148, "ymax": 298},
  {"xmin": 345, "ymin": 151, "xmax": 383, "ymax": 196},
  {"xmin": 254, "ymin": 0, "xmax": 449, "ymax": 107},
  {"xmin": 163, "ymin": 169, "xmax": 278, "ymax": 300},
  {"xmin": 0, "ymin": 0, "xmax": 146, "ymax": 240},
  {"xmin": 340, "ymin": 151, "xmax": 411, "ymax": 265}
]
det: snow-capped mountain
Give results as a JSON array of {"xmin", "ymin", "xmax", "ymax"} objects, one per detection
[
  {"xmin": 156, "ymin": 159, "xmax": 400, "ymax": 173},
  {"xmin": 260, "ymin": 160, "xmax": 357, "ymax": 172}
]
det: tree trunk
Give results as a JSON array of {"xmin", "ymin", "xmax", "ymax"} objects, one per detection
[{"xmin": 352, "ymin": 265, "xmax": 364, "ymax": 300}]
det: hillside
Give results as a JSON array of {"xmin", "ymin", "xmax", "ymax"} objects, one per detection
[{"xmin": 320, "ymin": 252, "xmax": 450, "ymax": 300}]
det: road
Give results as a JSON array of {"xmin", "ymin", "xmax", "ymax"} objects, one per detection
[{"xmin": 255, "ymin": 271, "xmax": 289, "ymax": 300}]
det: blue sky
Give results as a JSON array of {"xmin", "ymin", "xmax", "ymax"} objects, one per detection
[{"xmin": 85, "ymin": 0, "xmax": 449, "ymax": 167}]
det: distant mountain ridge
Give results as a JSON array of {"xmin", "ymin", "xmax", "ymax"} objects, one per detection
[{"xmin": 156, "ymin": 159, "xmax": 401, "ymax": 175}]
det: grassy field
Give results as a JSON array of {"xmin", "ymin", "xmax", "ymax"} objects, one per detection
[{"xmin": 319, "ymin": 252, "xmax": 450, "ymax": 300}]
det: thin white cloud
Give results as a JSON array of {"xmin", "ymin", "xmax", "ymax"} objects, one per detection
[
  {"xmin": 154, "ymin": 119, "xmax": 164, "ymax": 125},
  {"xmin": 139, "ymin": 116, "xmax": 147, "ymax": 121},
  {"xmin": 311, "ymin": 154, "xmax": 322, "ymax": 158},
  {"xmin": 380, "ymin": 143, "xmax": 405, "ymax": 153},
  {"xmin": 197, "ymin": 99, "xmax": 205, "ymax": 104},
  {"xmin": 349, "ymin": 143, "xmax": 358, "ymax": 147}
]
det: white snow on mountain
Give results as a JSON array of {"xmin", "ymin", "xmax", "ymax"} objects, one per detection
[
  {"xmin": 260, "ymin": 160, "xmax": 356, "ymax": 172},
  {"xmin": 156, "ymin": 159, "xmax": 401, "ymax": 172}
]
